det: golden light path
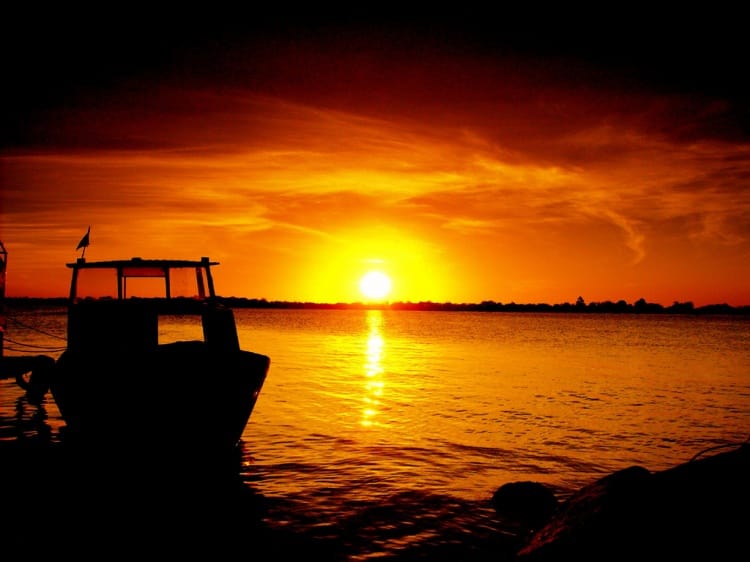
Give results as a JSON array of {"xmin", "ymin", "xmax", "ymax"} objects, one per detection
[{"xmin": 361, "ymin": 310, "xmax": 385, "ymax": 428}]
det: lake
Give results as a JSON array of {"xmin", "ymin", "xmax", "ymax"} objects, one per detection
[{"xmin": 2, "ymin": 307, "xmax": 749, "ymax": 559}]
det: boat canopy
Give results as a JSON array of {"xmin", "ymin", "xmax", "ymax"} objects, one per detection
[{"xmin": 67, "ymin": 257, "xmax": 219, "ymax": 300}]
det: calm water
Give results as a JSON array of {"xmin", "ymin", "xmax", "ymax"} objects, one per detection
[{"xmin": 2, "ymin": 306, "xmax": 749, "ymax": 559}]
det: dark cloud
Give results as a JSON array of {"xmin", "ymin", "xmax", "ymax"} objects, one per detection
[
  {"xmin": 5, "ymin": 17, "xmax": 746, "ymax": 148},
  {"xmin": 6, "ymin": 13, "xmax": 747, "ymax": 101}
]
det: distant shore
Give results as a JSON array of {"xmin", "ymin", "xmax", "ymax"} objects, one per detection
[{"xmin": 5, "ymin": 296, "xmax": 750, "ymax": 315}]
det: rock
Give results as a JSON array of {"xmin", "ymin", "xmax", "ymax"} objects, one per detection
[
  {"xmin": 516, "ymin": 444, "xmax": 750, "ymax": 561},
  {"xmin": 492, "ymin": 481, "xmax": 559, "ymax": 531}
]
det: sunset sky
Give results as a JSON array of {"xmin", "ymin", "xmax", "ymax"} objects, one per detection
[{"xmin": 2, "ymin": 14, "xmax": 749, "ymax": 305}]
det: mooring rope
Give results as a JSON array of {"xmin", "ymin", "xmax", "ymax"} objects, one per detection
[
  {"xmin": 6, "ymin": 314, "xmax": 67, "ymax": 341},
  {"xmin": 2, "ymin": 337, "xmax": 67, "ymax": 353}
]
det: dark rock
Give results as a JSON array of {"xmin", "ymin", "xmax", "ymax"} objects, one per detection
[
  {"xmin": 516, "ymin": 444, "xmax": 750, "ymax": 561},
  {"xmin": 492, "ymin": 481, "xmax": 559, "ymax": 531}
]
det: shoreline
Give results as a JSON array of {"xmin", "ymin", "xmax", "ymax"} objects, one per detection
[{"xmin": 4, "ymin": 296, "xmax": 750, "ymax": 315}]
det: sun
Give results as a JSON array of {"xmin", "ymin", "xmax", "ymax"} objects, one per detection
[{"xmin": 359, "ymin": 270, "xmax": 392, "ymax": 301}]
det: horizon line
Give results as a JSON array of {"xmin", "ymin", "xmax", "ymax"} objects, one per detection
[{"xmin": 4, "ymin": 295, "xmax": 749, "ymax": 312}]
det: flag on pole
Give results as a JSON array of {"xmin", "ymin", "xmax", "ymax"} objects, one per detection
[{"xmin": 76, "ymin": 226, "xmax": 90, "ymax": 258}]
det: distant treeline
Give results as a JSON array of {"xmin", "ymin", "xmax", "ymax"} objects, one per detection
[
  {"xmin": 218, "ymin": 296, "xmax": 750, "ymax": 315},
  {"xmin": 4, "ymin": 296, "xmax": 750, "ymax": 315}
]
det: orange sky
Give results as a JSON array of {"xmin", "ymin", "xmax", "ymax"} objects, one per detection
[{"xmin": 2, "ymin": 16, "xmax": 749, "ymax": 306}]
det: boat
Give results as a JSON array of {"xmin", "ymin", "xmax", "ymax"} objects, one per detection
[
  {"xmin": 49, "ymin": 256, "xmax": 270, "ymax": 455},
  {"xmin": 0, "ymin": 240, "xmax": 55, "ymax": 403}
]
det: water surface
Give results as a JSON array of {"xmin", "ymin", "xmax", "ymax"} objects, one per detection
[{"xmin": 2, "ymin": 307, "xmax": 749, "ymax": 559}]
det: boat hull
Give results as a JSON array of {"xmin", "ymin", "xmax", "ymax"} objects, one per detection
[{"xmin": 50, "ymin": 341, "xmax": 269, "ymax": 455}]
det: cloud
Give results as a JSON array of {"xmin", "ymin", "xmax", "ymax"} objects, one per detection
[{"xmin": 2, "ymin": 23, "xmax": 749, "ymax": 303}]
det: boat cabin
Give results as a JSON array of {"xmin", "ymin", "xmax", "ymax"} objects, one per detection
[{"xmin": 66, "ymin": 257, "xmax": 239, "ymax": 354}]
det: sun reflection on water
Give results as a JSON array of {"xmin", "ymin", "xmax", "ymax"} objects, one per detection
[{"xmin": 362, "ymin": 310, "xmax": 385, "ymax": 427}]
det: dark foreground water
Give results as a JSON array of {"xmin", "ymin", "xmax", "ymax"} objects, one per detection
[
  {"xmin": 0, "ymin": 422, "xmax": 518, "ymax": 561},
  {"xmin": 2, "ymin": 307, "xmax": 749, "ymax": 559}
]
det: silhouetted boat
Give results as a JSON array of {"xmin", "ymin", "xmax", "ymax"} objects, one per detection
[{"xmin": 50, "ymin": 256, "xmax": 270, "ymax": 454}]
